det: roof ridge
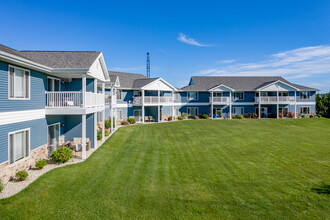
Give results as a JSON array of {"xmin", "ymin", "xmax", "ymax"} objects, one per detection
[
  {"xmin": 192, "ymin": 76, "xmax": 282, "ymax": 78},
  {"xmin": 20, "ymin": 50, "xmax": 100, "ymax": 53}
]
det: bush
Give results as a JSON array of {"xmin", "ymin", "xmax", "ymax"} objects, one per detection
[
  {"xmin": 253, "ymin": 113, "xmax": 257, "ymax": 118},
  {"xmin": 168, "ymin": 116, "xmax": 172, "ymax": 121},
  {"xmin": 279, "ymin": 113, "xmax": 283, "ymax": 118},
  {"xmin": 181, "ymin": 113, "xmax": 188, "ymax": 119},
  {"xmin": 104, "ymin": 120, "xmax": 111, "ymax": 129},
  {"xmin": 51, "ymin": 147, "xmax": 73, "ymax": 165},
  {"xmin": 35, "ymin": 160, "xmax": 47, "ymax": 170},
  {"xmin": 232, "ymin": 115, "xmax": 236, "ymax": 119},
  {"xmin": 318, "ymin": 114, "xmax": 322, "ymax": 118},
  {"xmin": 200, "ymin": 113, "xmax": 209, "ymax": 119},
  {"xmin": 302, "ymin": 115, "xmax": 306, "ymax": 118},
  {"xmin": 309, "ymin": 115, "xmax": 314, "ymax": 118},
  {"xmin": 216, "ymin": 111, "xmax": 221, "ymax": 116},
  {"xmin": 194, "ymin": 116, "xmax": 199, "ymax": 120},
  {"xmin": 237, "ymin": 115, "xmax": 244, "ymax": 119},
  {"xmin": 177, "ymin": 116, "xmax": 184, "ymax": 120},
  {"xmin": 14, "ymin": 170, "xmax": 28, "ymax": 182},
  {"xmin": 127, "ymin": 118, "xmax": 136, "ymax": 124},
  {"xmin": 0, "ymin": 179, "xmax": 3, "ymax": 192},
  {"xmin": 97, "ymin": 129, "xmax": 102, "ymax": 140},
  {"xmin": 105, "ymin": 129, "xmax": 110, "ymax": 136},
  {"xmin": 121, "ymin": 120, "xmax": 130, "ymax": 126}
]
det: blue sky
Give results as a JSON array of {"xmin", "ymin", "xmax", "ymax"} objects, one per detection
[{"xmin": 1, "ymin": 0, "xmax": 330, "ymax": 92}]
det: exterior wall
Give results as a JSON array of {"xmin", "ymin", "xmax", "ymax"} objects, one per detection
[
  {"xmin": 233, "ymin": 92, "xmax": 255, "ymax": 103},
  {"xmin": 296, "ymin": 91, "xmax": 316, "ymax": 102},
  {"xmin": 0, "ymin": 61, "xmax": 47, "ymax": 112},
  {"xmin": 118, "ymin": 90, "xmax": 134, "ymax": 104},
  {"xmin": 179, "ymin": 105, "xmax": 210, "ymax": 115},
  {"xmin": 179, "ymin": 91, "xmax": 209, "ymax": 103}
]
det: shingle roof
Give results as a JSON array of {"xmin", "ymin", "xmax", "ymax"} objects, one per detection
[
  {"xmin": 182, "ymin": 76, "xmax": 318, "ymax": 91},
  {"xmin": 132, "ymin": 78, "xmax": 159, "ymax": 88},
  {"xmin": 109, "ymin": 75, "xmax": 118, "ymax": 83},
  {"xmin": 19, "ymin": 51, "xmax": 101, "ymax": 69},
  {"xmin": 0, "ymin": 44, "xmax": 101, "ymax": 69},
  {"xmin": 108, "ymin": 71, "xmax": 148, "ymax": 88}
]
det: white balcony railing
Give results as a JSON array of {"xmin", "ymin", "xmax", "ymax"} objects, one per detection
[
  {"xmin": 209, "ymin": 97, "xmax": 230, "ymax": 103},
  {"xmin": 133, "ymin": 96, "xmax": 173, "ymax": 105},
  {"xmin": 46, "ymin": 91, "xmax": 104, "ymax": 109},
  {"xmin": 255, "ymin": 96, "xmax": 295, "ymax": 103}
]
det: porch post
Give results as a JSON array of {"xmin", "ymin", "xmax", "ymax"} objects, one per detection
[
  {"xmin": 258, "ymin": 91, "xmax": 261, "ymax": 119},
  {"xmin": 277, "ymin": 91, "xmax": 279, "ymax": 119},
  {"xmin": 171, "ymin": 91, "xmax": 174, "ymax": 121},
  {"xmin": 142, "ymin": 89, "xmax": 145, "ymax": 124},
  {"xmin": 211, "ymin": 91, "xmax": 214, "ymax": 119},
  {"xmin": 294, "ymin": 91, "xmax": 297, "ymax": 118},
  {"xmin": 102, "ymin": 83, "xmax": 105, "ymax": 142},
  {"xmin": 158, "ymin": 90, "xmax": 160, "ymax": 122},
  {"xmin": 82, "ymin": 114, "xmax": 86, "ymax": 159},
  {"xmin": 114, "ymin": 88, "xmax": 118, "ymax": 130},
  {"xmin": 94, "ymin": 112, "xmax": 97, "ymax": 149},
  {"xmin": 82, "ymin": 75, "xmax": 86, "ymax": 108},
  {"xmin": 229, "ymin": 91, "xmax": 232, "ymax": 119},
  {"xmin": 110, "ymin": 87, "xmax": 114, "ymax": 133}
]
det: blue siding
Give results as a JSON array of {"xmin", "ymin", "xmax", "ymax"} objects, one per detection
[
  {"xmin": 46, "ymin": 115, "xmax": 66, "ymax": 136},
  {"xmin": 0, "ymin": 61, "xmax": 47, "ymax": 112},
  {"xmin": 0, "ymin": 118, "xmax": 47, "ymax": 163},
  {"xmin": 296, "ymin": 91, "xmax": 316, "ymax": 102},
  {"xmin": 180, "ymin": 91, "xmax": 209, "ymax": 103}
]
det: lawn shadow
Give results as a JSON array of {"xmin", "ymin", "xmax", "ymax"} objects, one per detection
[{"xmin": 311, "ymin": 184, "xmax": 330, "ymax": 195}]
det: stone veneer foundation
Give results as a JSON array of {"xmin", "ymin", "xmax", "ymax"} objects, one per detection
[{"xmin": 0, "ymin": 144, "xmax": 48, "ymax": 184}]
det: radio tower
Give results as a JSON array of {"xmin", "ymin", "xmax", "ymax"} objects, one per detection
[{"xmin": 146, "ymin": 52, "xmax": 150, "ymax": 78}]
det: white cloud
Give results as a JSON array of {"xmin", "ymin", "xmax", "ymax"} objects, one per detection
[
  {"xmin": 177, "ymin": 33, "xmax": 209, "ymax": 47},
  {"xmin": 197, "ymin": 45, "xmax": 330, "ymax": 79},
  {"xmin": 216, "ymin": 59, "xmax": 236, "ymax": 64}
]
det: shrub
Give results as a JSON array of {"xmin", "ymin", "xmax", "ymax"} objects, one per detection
[
  {"xmin": 168, "ymin": 116, "xmax": 172, "ymax": 121},
  {"xmin": 302, "ymin": 115, "xmax": 305, "ymax": 118},
  {"xmin": 97, "ymin": 129, "xmax": 102, "ymax": 140},
  {"xmin": 318, "ymin": 114, "xmax": 322, "ymax": 118},
  {"xmin": 309, "ymin": 115, "xmax": 314, "ymax": 118},
  {"xmin": 0, "ymin": 179, "xmax": 3, "ymax": 192},
  {"xmin": 232, "ymin": 115, "xmax": 236, "ymax": 119},
  {"xmin": 104, "ymin": 120, "xmax": 111, "ymax": 129},
  {"xmin": 127, "ymin": 118, "xmax": 136, "ymax": 124},
  {"xmin": 121, "ymin": 120, "xmax": 130, "ymax": 126},
  {"xmin": 253, "ymin": 113, "xmax": 257, "ymax": 118},
  {"xmin": 216, "ymin": 111, "xmax": 221, "ymax": 116},
  {"xmin": 194, "ymin": 116, "xmax": 199, "ymax": 120},
  {"xmin": 181, "ymin": 113, "xmax": 188, "ymax": 119},
  {"xmin": 279, "ymin": 113, "xmax": 283, "ymax": 118},
  {"xmin": 177, "ymin": 116, "xmax": 184, "ymax": 120},
  {"xmin": 51, "ymin": 147, "xmax": 73, "ymax": 165},
  {"xmin": 200, "ymin": 113, "xmax": 209, "ymax": 119},
  {"xmin": 35, "ymin": 160, "xmax": 47, "ymax": 170},
  {"xmin": 105, "ymin": 129, "xmax": 110, "ymax": 136},
  {"xmin": 14, "ymin": 170, "xmax": 28, "ymax": 182},
  {"xmin": 237, "ymin": 115, "xmax": 244, "ymax": 119}
]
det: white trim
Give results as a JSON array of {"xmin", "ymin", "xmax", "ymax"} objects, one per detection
[
  {"xmin": 47, "ymin": 122, "xmax": 61, "ymax": 156},
  {"xmin": 140, "ymin": 78, "xmax": 177, "ymax": 91},
  {"xmin": 116, "ymin": 109, "xmax": 123, "ymax": 120},
  {"xmin": 47, "ymin": 76, "xmax": 61, "ymax": 92},
  {"xmin": 8, "ymin": 128, "xmax": 31, "ymax": 165},
  {"xmin": 257, "ymin": 80, "xmax": 299, "ymax": 91},
  {"xmin": 299, "ymin": 106, "xmax": 311, "ymax": 114},
  {"xmin": 187, "ymin": 91, "xmax": 199, "ymax": 100},
  {"xmin": 209, "ymin": 84, "xmax": 234, "ymax": 91},
  {"xmin": 299, "ymin": 91, "xmax": 311, "ymax": 100},
  {"xmin": 233, "ymin": 107, "xmax": 244, "ymax": 115},
  {"xmin": 0, "ymin": 109, "xmax": 45, "ymax": 126},
  {"xmin": 8, "ymin": 64, "xmax": 31, "ymax": 100},
  {"xmin": 187, "ymin": 107, "xmax": 198, "ymax": 116},
  {"xmin": 233, "ymin": 91, "xmax": 244, "ymax": 100}
]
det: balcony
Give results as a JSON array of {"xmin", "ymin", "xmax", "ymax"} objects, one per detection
[
  {"xmin": 133, "ymin": 96, "xmax": 173, "ymax": 105},
  {"xmin": 255, "ymin": 96, "xmax": 295, "ymax": 103},
  {"xmin": 209, "ymin": 97, "xmax": 231, "ymax": 104},
  {"xmin": 45, "ymin": 91, "xmax": 104, "ymax": 114}
]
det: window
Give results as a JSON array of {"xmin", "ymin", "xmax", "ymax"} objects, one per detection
[
  {"xmin": 172, "ymin": 107, "xmax": 180, "ymax": 116},
  {"xmin": 116, "ymin": 90, "xmax": 122, "ymax": 99},
  {"xmin": 234, "ymin": 92, "xmax": 244, "ymax": 100},
  {"xmin": 9, "ymin": 129, "xmax": 30, "ymax": 164},
  {"xmin": 47, "ymin": 77, "xmax": 60, "ymax": 91},
  {"xmin": 174, "ymin": 92, "xmax": 179, "ymax": 100},
  {"xmin": 116, "ymin": 110, "xmax": 123, "ymax": 120},
  {"xmin": 278, "ymin": 92, "xmax": 288, "ymax": 96},
  {"xmin": 214, "ymin": 92, "xmax": 222, "ymax": 97},
  {"xmin": 134, "ymin": 91, "xmax": 142, "ymax": 97},
  {"xmin": 9, "ymin": 66, "xmax": 30, "ymax": 99},
  {"xmin": 187, "ymin": 107, "xmax": 198, "ymax": 116},
  {"xmin": 187, "ymin": 92, "xmax": 198, "ymax": 100},
  {"xmin": 300, "ymin": 107, "xmax": 310, "ymax": 114},
  {"xmin": 300, "ymin": 91, "xmax": 310, "ymax": 99},
  {"xmin": 233, "ymin": 107, "xmax": 244, "ymax": 115}
]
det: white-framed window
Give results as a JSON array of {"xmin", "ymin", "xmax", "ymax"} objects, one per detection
[
  {"xmin": 174, "ymin": 92, "xmax": 179, "ymax": 100},
  {"xmin": 134, "ymin": 90, "xmax": 142, "ymax": 97},
  {"xmin": 47, "ymin": 76, "xmax": 60, "ymax": 91},
  {"xmin": 300, "ymin": 107, "xmax": 310, "ymax": 114},
  {"xmin": 214, "ymin": 92, "xmax": 222, "ymax": 97},
  {"xmin": 187, "ymin": 107, "xmax": 198, "ymax": 116},
  {"xmin": 234, "ymin": 92, "xmax": 244, "ymax": 100},
  {"xmin": 8, "ymin": 65, "xmax": 30, "ymax": 99},
  {"xmin": 116, "ymin": 110, "xmax": 123, "ymax": 120},
  {"xmin": 117, "ymin": 90, "xmax": 122, "ymax": 100},
  {"xmin": 233, "ymin": 107, "xmax": 244, "ymax": 115},
  {"xmin": 300, "ymin": 91, "xmax": 310, "ymax": 99},
  {"xmin": 187, "ymin": 92, "xmax": 198, "ymax": 100},
  {"xmin": 172, "ymin": 107, "xmax": 180, "ymax": 116},
  {"xmin": 8, "ymin": 128, "xmax": 30, "ymax": 164}
]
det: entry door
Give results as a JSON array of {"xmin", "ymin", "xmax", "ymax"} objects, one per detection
[
  {"xmin": 48, "ymin": 123, "xmax": 60, "ymax": 156},
  {"xmin": 279, "ymin": 107, "xmax": 288, "ymax": 116},
  {"xmin": 134, "ymin": 110, "xmax": 142, "ymax": 122},
  {"xmin": 256, "ymin": 107, "xmax": 268, "ymax": 118}
]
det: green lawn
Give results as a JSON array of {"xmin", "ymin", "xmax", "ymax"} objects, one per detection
[{"xmin": 0, "ymin": 119, "xmax": 329, "ymax": 219}]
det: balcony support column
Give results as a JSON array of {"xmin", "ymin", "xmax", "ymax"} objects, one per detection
[
  {"xmin": 82, "ymin": 75, "xmax": 86, "ymax": 108},
  {"xmin": 294, "ymin": 91, "xmax": 297, "ymax": 118},
  {"xmin": 211, "ymin": 91, "xmax": 214, "ymax": 119},
  {"xmin": 229, "ymin": 91, "xmax": 232, "ymax": 119},
  {"xmin": 158, "ymin": 90, "xmax": 160, "ymax": 122},
  {"xmin": 82, "ymin": 114, "xmax": 87, "ymax": 159},
  {"xmin": 171, "ymin": 91, "xmax": 174, "ymax": 121},
  {"xmin": 258, "ymin": 91, "xmax": 261, "ymax": 119},
  {"xmin": 102, "ymin": 82, "xmax": 105, "ymax": 142},
  {"xmin": 110, "ymin": 87, "xmax": 114, "ymax": 133},
  {"xmin": 114, "ymin": 88, "xmax": 118, "ymax": 130},
  {"xmin": 142, "ymin": 89, "xmax": 145, "ymax": 124},
  {"xmin": 277, "ymin": 91, "xmax": 279, "ymax": 119},
  {"xmin": 94, "ymin": 112, "xmax": 97, "ymax": 149}
]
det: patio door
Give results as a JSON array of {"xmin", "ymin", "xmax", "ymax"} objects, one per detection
[
  {"xmin": 256, "ymin": 107, "xmax": 268, "ymax": 118},
  {"xmin": 134, "ymin": 110, "xmax": 142, "ymax": 122},
  {"xmin": 279, "ymin": 107, "xmax": 288, "ymax": 117},
  {"xmin": 47, "ymin": 123, "xmax": 60, "ymax": 157}
]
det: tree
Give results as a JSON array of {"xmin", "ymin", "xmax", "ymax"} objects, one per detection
[{"xmin": 316, "ymin": 92, "xmax": 330, "ymax": 118}]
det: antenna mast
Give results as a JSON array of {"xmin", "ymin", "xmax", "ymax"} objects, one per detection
[{"xmin": 146, "ymin": 52, "xmax": 150, "ymax": 78}]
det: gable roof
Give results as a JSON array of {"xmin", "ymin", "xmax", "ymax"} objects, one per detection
[
  {"xmin": 132, "ymin": 78, "xmax": 159, "ymax": 88},
  {"xmin": 19, "ymin": 51, "xmax": 101, "ymax": 69},
  {"xmin": 108, "ymin": 71, "xmax": 148, "ymax": 88},
  {"xmin": 182, "ymin": 76, "xmax": 318, "ymax": 91}
]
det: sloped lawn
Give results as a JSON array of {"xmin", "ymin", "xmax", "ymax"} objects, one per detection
[{"xmin": 0, "ymin": 119, "xmax": 329, "ymax": 219}]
